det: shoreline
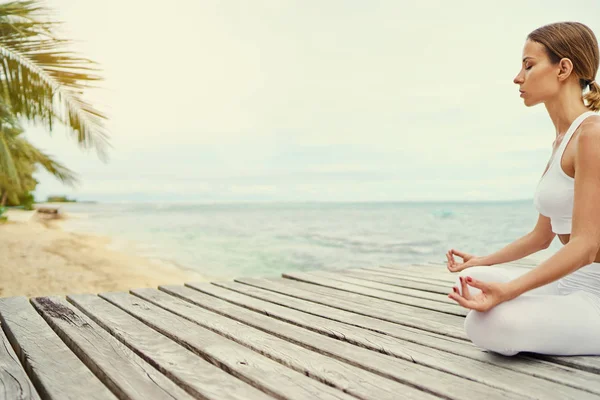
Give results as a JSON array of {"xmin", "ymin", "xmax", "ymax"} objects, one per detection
[{"xmin": 0, "ymin": 210, "xmax": 209, "ymax": 298}]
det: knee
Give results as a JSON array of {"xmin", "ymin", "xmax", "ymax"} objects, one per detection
[{"xmin": 464, "ymin": 304, "xmax": 521, "ymax": 356}]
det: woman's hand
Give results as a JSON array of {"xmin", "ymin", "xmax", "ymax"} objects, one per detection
[
  {"xmin": 448, "ymin": 276, "xmax": 510, "ymax": 312},
  {"xmin": 446, "ymin": 249, "xmax": 485, "ymax": 272}
]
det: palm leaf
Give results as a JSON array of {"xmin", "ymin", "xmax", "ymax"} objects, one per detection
[
  {"xmin": 0, "ymin": 99, "xmax": 78, "ymax": 186},
  {"xmin": 12, "ymin": 135, "xmax": 79, "ymax": 185},
  {"xmin": 0, "ymin": 128, "xmax": 17, "ymax": 179},
  {"xmin": 0, "ymin": 100, "xmax": 21, "ymax": 181},
  {"xmin": 0, "ymin": 0, "xmax": 109, "ymax": 158}
]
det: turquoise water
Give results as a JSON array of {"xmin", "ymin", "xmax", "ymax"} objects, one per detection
[{"xmin": 59, "ymin": 201, "xmax": 560, "ymax": 280}]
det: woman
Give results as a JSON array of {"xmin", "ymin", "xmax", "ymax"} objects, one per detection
[{"xmin": 446, "ymin": 21, "xmax": 600, "ymax": 356}]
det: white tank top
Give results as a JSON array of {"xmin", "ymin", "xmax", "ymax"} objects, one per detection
[{"xmin": 533, "ymin": 111, "xmax": 598, "ymax": 234}]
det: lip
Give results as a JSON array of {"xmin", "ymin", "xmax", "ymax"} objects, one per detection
[{"xmin": 519, "ymin": 90, "xmax": 525, "ymax": 97}]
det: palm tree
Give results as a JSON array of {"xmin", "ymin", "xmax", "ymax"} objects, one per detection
[
  {"xmin": 0, "ymin": 0, "xmax": 106, "ymax": 205},
  {"xmin": 0, "ymin": 136, "xmax": 78, "ymax": 207},
  {"xmin": 0, "ymin": 0, "xmax": 109, "ymax": 168},
  {"xmin": 0, "ymin": 104, "xmax": 78, "ymax": 206}
]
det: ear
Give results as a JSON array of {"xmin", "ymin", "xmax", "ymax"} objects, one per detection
[{"xmin": 557, "ymin": 58, "xmax": 574, "ymax": 82}]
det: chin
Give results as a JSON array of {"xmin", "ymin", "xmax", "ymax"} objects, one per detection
[{"xmin": 523, "ymin": 97, "xmax": 540, "ymax": 107}]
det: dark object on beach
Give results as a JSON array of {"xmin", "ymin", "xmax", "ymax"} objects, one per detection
[{"xmin": 36, "ymin": 207, "xmax": 61, "ymax": 219}]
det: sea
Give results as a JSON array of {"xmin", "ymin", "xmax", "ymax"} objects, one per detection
[{"xmin": 58, "ymin": 200, "xmax": 562, "ymax": 280}]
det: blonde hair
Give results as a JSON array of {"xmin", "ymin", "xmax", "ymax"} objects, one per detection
[{"xmin": 528, "ymin": 22, "xmax": 600, "ymax": 112}]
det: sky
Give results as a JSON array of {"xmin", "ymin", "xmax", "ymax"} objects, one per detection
[{"xmin": 25, "ymin": 0, "xmax": 600, "ymax": 202}]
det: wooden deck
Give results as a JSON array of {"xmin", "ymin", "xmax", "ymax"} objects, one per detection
[{"xmin": 1, "ymin": 259, "xmax": 600, "ymax": 400}]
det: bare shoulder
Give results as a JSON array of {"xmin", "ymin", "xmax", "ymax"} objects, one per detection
[
  {"xmin": 579, "ymin": 114, "xmax": 600, "ymax": 141},
  {"xmin": 576, "ymin": 115, "xmax": 600, "ymax": 161},
  {"xmin": 581, "ymin": 114, "xmax": 600, "ymax": 132}
]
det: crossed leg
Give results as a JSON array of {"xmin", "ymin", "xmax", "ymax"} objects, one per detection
[{"xmin": 453, "ymin": 266, "xmax": 600, "ymax": 356}]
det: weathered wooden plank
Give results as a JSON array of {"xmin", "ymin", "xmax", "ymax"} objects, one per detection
[
  {"xmin": 271, "ymin": 277, "xmax": 463, "ymax": 319},
  {"xmin": 379, "ymin": 263, "xmax": 457, "ymax": 272},
  {"xmin": 298, "ymin": 270, "xmax": 455, "ymax": 303},
  {"xmin": 357, "ymin": 267, "xmax": 454, "ymax": 285},
  {"xmin": 0, "ymin": 323, "xmax": 40, "ymax": 400},
  {"xmin": 67, "ymin": 294, "xmax": 274, "ymax": 400},
  {"xmin": 213, "ymin": 281, "xmax": 600, "ymax": 394},
  {"xmin": 215, "ymin": 280, "xmax": 465, "ymax": 348},
  {"xmin": 131, "ymin": 287, "xmax": 442, "ymax": 400},
  {"xmin": 100, "ymin": 292, "xmax": 357, "ymax": 400},
  {"xmin": 0, "ymin": 297, "xmax": 117, "ymax": 400},
  {"xmin": 369, "ymin": 266, "xmax": 455, "ymax": 283},
  {"xmin": 31, "ymin": 296, "xmax": 194, "ymax": 400},
  {"xmin": 341, "ymin": 269, "xmax": 450, "ymax": 294},
  {"xmin": 535, "ymin": 354, "xmax": 600, "ymax": 375},
  {"xmin": 158, "ymin": 285, "xmax": 534, "ymax": 400},
  {"xmin": 282, "ymin": 271, "xmax": 465, "ymax": 316},
  {"xmin": 351, "ymin": 268, "xmax": 452, "ymax": 286},
  {"xmin": 182, "ymin": 282, "xmax": 600, "ymax": 399},
  {"xmin": 234, "ymin": 278, "xmax": 467, "ymax": 339}
]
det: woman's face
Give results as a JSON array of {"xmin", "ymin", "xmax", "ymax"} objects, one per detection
[{"xmin": 513, "ymin": 39, "xmax": 560, "ymax": 107}]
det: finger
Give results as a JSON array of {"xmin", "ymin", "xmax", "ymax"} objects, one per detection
[
  {"xmin": 446, "ymin": 255, "xmax": 453, "ymax": 271},
  {"xmin": 449, "ymin": 263, "xmax": 462, "ymax": 272},
  {"xmin": 448, "ymin": 292, "xmax": 489, "ymax": 311},
  {"xmin": 451, "ymin": 249, "xmax": 466, "ymax": 258},
  {"xmin": 465, "ymin": 276, "xmax": 489, "ymax": 292},
  {"xmin": 451, "ymin": 255, "xmax": 459, "ymax": 268},
  {"xmin": 460, "ymin": 276, "xmax": 470, "ymax": 298},
  {"xmin": 449, "ymin": 255, "xmax": 457, "ymax": 269},
  {"xmin": 451, "ymin": 262, "xmax": 461, "ymax": 272},
  {"xmin": 448, "ymin": 292, "xmax": 480, "ymax": 310}
]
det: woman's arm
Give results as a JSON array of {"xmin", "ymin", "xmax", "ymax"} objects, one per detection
[
  {"xmin": 503, "ymin": 238, "xmax": 593, "ymax": 300},
  {"xmin": 477, "ymin": 214, "xmax": 555, "ymax": 266}
]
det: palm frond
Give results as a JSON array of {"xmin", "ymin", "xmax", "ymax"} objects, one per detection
[
  {"xmin": 13, "ymin": 136, "xmax": 79, "ymax": 185},
  {"xmin": 0, "ymin": 129, "xmax": 18, "ymax": 181},
  {"xmin": 0, "ymin": 0, "xmax": 110, "ymax": 159}
]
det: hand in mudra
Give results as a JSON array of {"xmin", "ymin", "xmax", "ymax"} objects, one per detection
[
  {"xmin": 448, "ymin": 275, "xmax": 509, "ymax": 312},
  {"xmin": 446, "ymin": 249, "xmax": 482, "ymax": 272}
]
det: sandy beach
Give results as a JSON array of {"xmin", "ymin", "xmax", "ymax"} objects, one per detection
[{"xmin": 0, "ymin": 210, "xmax": 208, "ymax": 298}]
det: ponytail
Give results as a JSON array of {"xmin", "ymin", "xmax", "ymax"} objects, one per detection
[{"xmin": 584, "ymin": 80, "xmax": 600, "ymax": 112}]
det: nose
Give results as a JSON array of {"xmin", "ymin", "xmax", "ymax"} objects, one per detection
[{"xmin": 513, "ymin": 71, "xmax": 524, "ymax": 85}]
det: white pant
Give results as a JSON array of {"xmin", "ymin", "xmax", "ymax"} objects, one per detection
[{"xmin": 456, "ymin": 265, "xmax": 600, "ymax": 356}]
